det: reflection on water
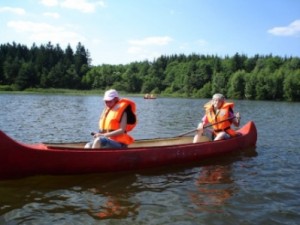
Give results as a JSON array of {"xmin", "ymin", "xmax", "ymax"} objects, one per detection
[
  {"xmin": 189, "ymin": 165, "xmax": 234, "ymax": 213},
  {"xmin": 89, "ymin": 190, "xmax": 140, "ymax": 219},
  {"xmin": 0, "ymin": 93, "xmax": 300, "ymax": 224}
]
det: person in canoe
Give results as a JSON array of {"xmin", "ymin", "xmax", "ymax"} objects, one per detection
[
  {"xmin": 193, "ymin": 93, "xmax": 241, "ymax": 142},
  {"xmin": 85, "ymin": 89, "xmax": 137, "ymax": 149}
]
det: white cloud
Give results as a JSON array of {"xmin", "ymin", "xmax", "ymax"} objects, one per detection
[
  {"xmin": 43, "ymin": 12, "xmax": 60, "ymax": 19},
  {"xmin": 268, "ymin": 20, "xmax": 300, "ymax": 37},
  {"xmin": 39, "ymin": 0, "xmax": 105, "ymax": 13},
  {"xmin": 0, "ymin": 7, "xmax": 26, "ymax": 15},
  {"xmin": 61, "ymin": 0, "xmax": 105, "ymax": 13},
  {"xmin": 8, "ymin": 20, "xmax": 60, "ymax": 33},
  {"xmin": 7, "ymin": 20, "xmax": 85, "ymax": 46},
  {"xmin": 127, "ymin": 47, "xmax": 161, "ymax": 62},
  {"xmin": 126, "ymin": 36, "xmax": 173, "ymax": 62},
  {"xmin": 128, "ymin": 36, "xmax": 173, "ymax": 46}
]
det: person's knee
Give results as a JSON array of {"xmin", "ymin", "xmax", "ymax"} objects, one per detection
[
  {"xmin": 214, "ymin": 133, "xmax": 224, "ymax": 141},
  {"xmin": 193, "ymin": 134, "xmax": 199, "ymax": 143},
  {"xmin": 84, "ymin": 142, "xmax": 93, "ymax": 149},
  {"xmin": 214, "ymin": 132, "xmax": 230, "ymax": 141},
  {"xmin": 92, "ymin": 137, "xmax": 102, "ymax": 149}
]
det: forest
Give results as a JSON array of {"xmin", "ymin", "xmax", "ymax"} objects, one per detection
[{"xmin": 0, "ymin": 42, "xmax": 300, "ymax": 101}]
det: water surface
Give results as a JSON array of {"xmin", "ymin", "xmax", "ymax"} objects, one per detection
[{"xmin": 0, "ymin": 93, "xmax": 299, "ymax": 224}]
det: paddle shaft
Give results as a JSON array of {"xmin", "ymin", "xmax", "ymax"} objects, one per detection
[{"xmin": 177, "ymin": 116, "xmax": 236, "ymax": 137}]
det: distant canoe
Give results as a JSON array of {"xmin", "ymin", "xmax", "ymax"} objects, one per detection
[
  {"xmin": 0, "ymin": 121, "xmax": 257, "ymax": 180},
  {"xmin": 144, "ymin": 94, "xmax": 156, "ymax": 99},
  {"xmin": 144, "ymin": 96, "xmax": 156, "ymax": 99}
]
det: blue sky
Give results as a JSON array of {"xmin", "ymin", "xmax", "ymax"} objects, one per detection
[{"xmin": 1, "ymin": 0, "xmax": 300, "ymax": 65}]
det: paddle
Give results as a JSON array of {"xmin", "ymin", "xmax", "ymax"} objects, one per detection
[{"xmin": 177, "ymin": 116, "xmax": 236, "ymax": 137}]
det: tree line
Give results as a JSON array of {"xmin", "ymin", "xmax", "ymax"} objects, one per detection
[
  {"xmin": 1, "ymin": 42, "xmax": 300, "ymax": 101},
  {"xmin": 0, "ymin": 42, "xmax": 90, "ymax": 90}
]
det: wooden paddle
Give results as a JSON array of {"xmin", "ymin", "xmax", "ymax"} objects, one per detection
[{"xmin": 177, "ymin": 116, "xmax": 236, "ymax": 137}]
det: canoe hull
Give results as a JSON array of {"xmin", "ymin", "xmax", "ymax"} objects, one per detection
[{"xmin": 0, "ymin": 121, "xmax": 257, "ymax": 180}]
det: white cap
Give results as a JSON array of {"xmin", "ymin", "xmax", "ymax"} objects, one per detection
[{"xmin": 103, "ymin": 89, "xmax": 119, "ymax": 101}]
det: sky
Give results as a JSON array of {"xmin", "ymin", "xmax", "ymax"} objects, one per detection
[{"xmin": 1, "ymin": 0, "xmax": 300, "ymax": 66}]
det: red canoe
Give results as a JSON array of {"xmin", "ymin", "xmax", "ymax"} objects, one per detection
[{"xmin": 0, "ymin": 121, "xmax": 257, "ymax": 180}]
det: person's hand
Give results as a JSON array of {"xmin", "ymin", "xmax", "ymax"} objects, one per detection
[
  {"xmin": 94, "ymin": 132, "xmax": 104, "ymax": 138},
  {"xmin": 235, "ymin": 112, "xmax": 241, "ymax": 120},
  {"xmin": 235, "ymin": 112, "xmax": 241, "ymax": 126}
]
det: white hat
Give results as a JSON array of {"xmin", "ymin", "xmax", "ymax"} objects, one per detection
[{"xmin": 103, "ymin": 89, "xmax": 119, "ymax": 101}]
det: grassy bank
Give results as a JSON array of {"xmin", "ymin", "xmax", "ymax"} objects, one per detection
[
  {"xmin": 0, "ymin": 86, "xmax": 149, "ymax": 97},
  {"xmin": 0, "ymin": 85, "xmax": 190, "ymax": 98}
]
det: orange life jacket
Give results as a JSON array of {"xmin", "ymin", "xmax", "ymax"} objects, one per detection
[
  {"xmin": 99, "ymin": 98, "xmax": 137, "ymax": 145},
  {"xmin": 204, "ymin": 102, "xmax": 237, "ymax": 137}
]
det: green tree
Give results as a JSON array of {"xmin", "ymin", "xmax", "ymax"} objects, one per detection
[
  {"xmin": 244, "ymin": 72, "xmax": 256, "ymax": 100},
  {"xmin": 254, "ymin": 70, "xmax": 279, "ymax": 100},
  {"xmin": 196, "ymin": 82, "xmax": 212, "ymax": 98},
  {"xmin": 163, "ymin": 61, "xmax": 180, "ymax": 91},
  {"xmin": 15, "ymin": 62, "xmax": 36, "ymax": 90},
  {"xmin": 283, "ymin": 70, "xmax": 300, "ymax": 101},
  {"xmin": 211, "ymin": 72, "xmax": 228, "ymax": 95},
  {"xmin": 74, "ymin": 42, "xmax": 90, "ymax": 78},
  {"xmin": 230, "ymin": 53, "xmax": 246, "ymax": 73},
  {"xmin": 64, "ymin": 44, "xmax": 74, "ymax": 66},
  {"xmin": 122, "ymin": 64, "xmax": 142, "ymax": 92},
  {"xmin": 65, "ymin": 64, "xmax": 80, "ymax": 89},
  {"xmin": 3, "ymin": 57, "xmax": 21, "ymax": 84},
  {"xmin": 227, "ymin": 70, "xmax": 246, "ymax": 99},
  {"xmin": 1, "ymin": 41, "xmax": 300, "ymax": 101}
]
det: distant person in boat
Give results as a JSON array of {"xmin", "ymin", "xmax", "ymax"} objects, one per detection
[
  {"xmin": 85, "ymin": 89, "xmax": 137, "ymax": 149},
  {"xmin": 144, "ymin": 93, "xmax": 156, "ymax": 99},
  {"xmin": 193, "ymin": 93, "xmax": 241, "ymax": 142}
]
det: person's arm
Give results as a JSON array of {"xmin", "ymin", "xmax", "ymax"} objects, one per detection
[
  {"xmin": 202, "ymin": 115, "xmax": 209, "ymax": 126},
  {"xmin": 228, "ymin": 107, "xmax": 241, "ymax": 127},
  {"xmin": 232, "ymin": 112, "xmax": 241, "ymax": 127},
  {"xmin": 196, "ymin": 115, "xmax": 208, "ymax": 131}
]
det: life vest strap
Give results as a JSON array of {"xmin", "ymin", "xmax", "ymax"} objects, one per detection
[
  {"xmin": 101, "ymin": 129, "xmax": 115, "ymax": 133},
  {"xmin": 101, "ymin": 129, "xmax": 127, "ymax": 134}
]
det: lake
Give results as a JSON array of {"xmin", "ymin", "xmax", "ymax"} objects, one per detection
[{"xmin": 0, "ymin": 93, "xmax": 299, "ymax": 224}]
